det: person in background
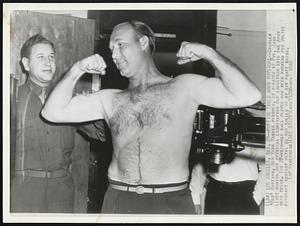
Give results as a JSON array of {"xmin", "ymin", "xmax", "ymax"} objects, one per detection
[
  {"xmin": 77, "ymin": 120, "xmax": 106, "ymax": 143},
  {"xmin": 77, "ymin": 119, "xmax": 113, "ymax": 213},
  {"xmin": 10, "ymin": 34, "xmax": 76, "ymax": 213},
  {"xmin": 189, "ymin": 111, "xmax": 265, "ymax": 215},
  {"xmin": 41, "ymin": 21, "xmax": 261, "ymax": 214}
]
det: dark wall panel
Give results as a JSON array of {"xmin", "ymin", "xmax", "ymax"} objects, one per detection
[{"xmin": 88, "ymin": 10, "xmax": 217, "ymax": 89}]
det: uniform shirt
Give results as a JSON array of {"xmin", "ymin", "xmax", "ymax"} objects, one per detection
[
  {"xmin": 15, "ymin": 79, "xmax": 75, "ymax": 172},
  {"xmin": 77, "ymin": 120, "xmax": 106, "ymax": 142}
]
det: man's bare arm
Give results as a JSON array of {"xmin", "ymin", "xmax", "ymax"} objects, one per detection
[
  {"xmin": 177, "ymin": 42, "xmax": 262, "ymax": 108},
  {"xmin": 235, "ymin": 146, "xmax": 265, "ymax": 162},
  {"xmin": 253, "ymin": 161, "xmax": 265, "ymax": 205},
  {"xmin": 41, "ymin": 54, "xmax": 107, "ymax": 123}
]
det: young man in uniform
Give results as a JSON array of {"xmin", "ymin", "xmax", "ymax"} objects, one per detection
[{"xmin": 11, "ymin": 34, "xmax": 75, "ymax": 213}]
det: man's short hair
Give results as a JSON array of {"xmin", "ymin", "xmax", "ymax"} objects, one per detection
[
  {"xmin": 128, "ymin": 20, "xmax": 156, "ymax": 55},
  {"xmin": 21, "ymin": 34, "xmax": 55, "ymax": 58}
]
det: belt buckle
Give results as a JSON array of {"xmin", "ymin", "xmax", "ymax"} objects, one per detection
[
  {"xmin": 135, "ymin": 186, "xmax": 144, "ymax": 194},
  {"xmin": 46, "ymin": 171, "xmax": 51, "ymax": 178}
]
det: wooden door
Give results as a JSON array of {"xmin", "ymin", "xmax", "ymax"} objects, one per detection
[{"xmin": 10, "ymin": 10, "xmax": 95, "ymax": 213}]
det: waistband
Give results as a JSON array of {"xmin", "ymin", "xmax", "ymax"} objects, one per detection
[
  {"xmin": 207, "ymin": 175, "xmax": 256, "ymax": 187},
  {"xmin": 15, "ymin": 168, "xmax": 69, "ymax": 179},
  {"xmin": 109, "ymin": 179, "xmax": 188, "ymax": 194}
]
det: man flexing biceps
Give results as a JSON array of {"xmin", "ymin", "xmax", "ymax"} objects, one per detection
[{"xmin": 42, "ymin": 21, "xmax": 261, "ymax": 214}]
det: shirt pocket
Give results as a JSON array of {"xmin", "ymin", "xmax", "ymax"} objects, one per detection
[
  {"xmin": 23, "ymin": 118, "xmax": 41, "ymax": 150},
  {"xmin": 60, "ymin": 126, "xmax": 75, "ymax": 150}
]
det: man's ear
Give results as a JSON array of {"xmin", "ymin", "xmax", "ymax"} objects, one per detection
[
  {"xmin": 139, "ymin": 35, "xmax": 149, "ymax": 51},
  {"xmin": 21, "ymin": 57, "xmax": 30, "ymax": 72}
]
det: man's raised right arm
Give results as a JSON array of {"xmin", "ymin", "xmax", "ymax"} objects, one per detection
[{"xmin": 41, "ymin": 54, "xmax": 107, "ymax": 123}]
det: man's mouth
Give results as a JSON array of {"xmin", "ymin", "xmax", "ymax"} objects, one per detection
[
  {"xmin": 116, "ymin": 60, "xmax": 126, "ymax": 68},
  {"xmin": 43, "ymin": 69, "xmax": 52, "ymax": 73}
]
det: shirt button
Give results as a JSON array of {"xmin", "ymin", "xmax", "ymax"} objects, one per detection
[
  {"xmin": 46, "ymin": 131, "xmax": 49, "ymax": 135},
  {"xmin": 47, "ymin": 149, "xmax": 50, "ymax": 152}
]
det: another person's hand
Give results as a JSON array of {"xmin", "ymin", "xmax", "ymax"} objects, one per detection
[
  {"xmin": 176, "ymin": 41, "xmax": 213, "ymax": 65},
  {"xmin": 75, "ymin": 54, "xmax": 107, "ymax": 75},
  {"xmin": 194, "ymin": 204, "xmax": 202, "ymax": 214}
]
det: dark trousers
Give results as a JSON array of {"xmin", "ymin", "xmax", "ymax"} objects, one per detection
[
  {"xmin": 101, "ymin": 186, "xmax": 195, "ymax": 214},
  {"xmin": 10, "ymin": 174, "xmax": 74, "ymax": 213},
  {"xmin": 204, "ymin": 176, "xmax": 260, "ymax": 215}
]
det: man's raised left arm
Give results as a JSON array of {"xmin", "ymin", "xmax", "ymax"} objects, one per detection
[{"xmin": 177, "ymin": 42, "xmax": 261, "ymax": 108}]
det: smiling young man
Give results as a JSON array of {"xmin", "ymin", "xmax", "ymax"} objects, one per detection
[
  {"xmin": 11, "ymin": 34, "xmax": 76, "ymax": 213},
  {"xmin": 42, "ymin": 21, "xmax": 261, "ymax": 214}
]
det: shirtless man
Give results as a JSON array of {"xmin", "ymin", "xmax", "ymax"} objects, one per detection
[{"xmin": 42, "ymin": 21, "xmax": 261, "ymax": 214}]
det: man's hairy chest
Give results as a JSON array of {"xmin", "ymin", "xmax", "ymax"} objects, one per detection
[{"xmin": 109, "ymin": 84, "xmax": 176, "ymax": 136}]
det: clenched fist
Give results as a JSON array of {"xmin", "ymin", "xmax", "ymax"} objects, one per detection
[
  {"xmin": 176, "ymin": 42, "xmax": 214, "ymax": 65},
  {"xmin": 75, "ymin": 54, "xmax": 107, "ymax": 75}
]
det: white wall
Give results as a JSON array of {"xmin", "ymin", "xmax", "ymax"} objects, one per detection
[
  {"xmin": 217, "ymin": 10, "xmax": 266, "ymax": 103},
  {"xmin": 32, "ymin": 10, "xmax": 88, "ymax": 18},
  {"xmin": 217, "ymin": 10, "xmax": 266, "ymax": 32}
]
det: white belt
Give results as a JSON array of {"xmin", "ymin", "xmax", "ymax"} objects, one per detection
[{"xmin": 110, "ymin": 183, "xmax": 188, "ymax": 194}]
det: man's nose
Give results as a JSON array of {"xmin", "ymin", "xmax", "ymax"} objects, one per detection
[
  {"xmin": 44, "ymin": 57, "xmax": 51, "ymax": 65},
  {"xmin": 111, "ymin": 48, "xmax": 120, "ymax": 61}
]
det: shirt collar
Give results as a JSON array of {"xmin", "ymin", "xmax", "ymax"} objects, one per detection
[{"xmin": 27, "ymin": 78, "xmax": 49, "ymax": 96}]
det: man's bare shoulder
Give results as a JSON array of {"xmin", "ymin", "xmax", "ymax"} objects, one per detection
[
  {"xmin": 92, "ymin": 89, "xmax": 123, "ymax": 118},
  {"xmin": 95, "ymin": 88, "xmax": 123, "ymax": 103},
  {"xmin": 171, "ymin": 73, "xmax": 214, "ymax": 105},
  {"xmin": 173, "ymin": 73, "xmax": 208, "ymax": 85},
  {"xmin": 97, "ymin": 88, "xmax": 123, "ymax": 96}
]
